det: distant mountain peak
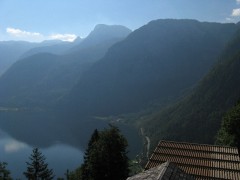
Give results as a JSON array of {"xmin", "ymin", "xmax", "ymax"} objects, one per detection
[
  {"xmin": 71, "ymin": 24, "xmax": 132, "ymax": 51},
  {"xmin": 87, "ymin": 24, "xmax": 132, "ymax": 40},
  {"xmin": 93, "ymin": 24, "xmax": 131, "ymax": 31},
  {"xmin": 93, "ymin": 24, "xmax": 111, "ymax": 30}
]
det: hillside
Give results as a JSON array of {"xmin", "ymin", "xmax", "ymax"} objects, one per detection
[
  {"xmin": 0, "ymin": 41, "xmax": 39, "ymax": 76},
  {"xmin": 141, "ymin": 30, "xmax": 240, "ymax": 150},
  {"xmin": 67, "ymin": 19, "xmax": 239, "ymax": 116},
  {"xmin": 21, "ymin": 39, "xmax": 81, "ymax": 58},
  {"xmin": 0, "ymin": 40, "xmax": 77, "ymax": 76},
  {"xmin": 0, "ymin": 25, "xmax": 131, "ymax": 107}
]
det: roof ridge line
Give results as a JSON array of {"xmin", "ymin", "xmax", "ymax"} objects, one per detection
[{"xmin": 160, "ymin": 140, "xmax": 237, "ymax": 149}]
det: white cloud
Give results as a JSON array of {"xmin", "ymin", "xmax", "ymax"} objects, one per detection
[
  {"xmin": 4, "ymin": 140, "xmax": 27, "ymax": 153},
  {"xmin": 232, "ymin": 8, "xmax": 240, "ymax": 17},
  {"xmin": 6, "ymin": 27, "xmax": 77, "ymax": 42},
  {"xmin": 7, "ymin": 27, "xmax": 42, "ymax": 38},
  {"xmin": 237, "ymin": 0, "xmax": 240, "ymax": 4},
  {"xmin": 49, "ymin": 33, "xmax": 77, "ymax": 42}
]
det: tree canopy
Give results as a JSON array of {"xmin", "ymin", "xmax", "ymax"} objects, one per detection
[
  {"xmin": 0, "ymin": 162, "xmax": 12, "ymax": 180},
  {"xmin": 23, "ymin": 148, "xmax": 54, "ymax": 180},
  {"xmin": 216, "ymin": 101, "xmax": 240, "ymax": 150},
  {"xmin": 77, "ymin": 125, "xmax": 129, "ymax": 180}
]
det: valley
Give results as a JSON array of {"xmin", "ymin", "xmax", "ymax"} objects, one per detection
[{"xmin": 1, "ymin": 17, "xmax": 240, "ymax": 178}]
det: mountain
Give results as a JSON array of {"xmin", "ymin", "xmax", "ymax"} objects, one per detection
[
  {"xmin": 67, "ymin": 19, "xmax": 239, "ymax": 116},
  {"xmin": 0, "ymin": 41, "xmax": 38, "ymax": 76},
  {"xmin": 0, "ymin": 40, "xmax": 75, "ymax": 76},
  {"xmin": 141, "ymin": 30, "xmax": 240, "ymax": 149},
  {"xmin": 0, "ymin": 53, "xmax": 61, "ymax": 106},
  {"xmin": 21, "ymin": 38, "xmax": 82, "ymax": 58},
  {"xmin": 0, "ymin": 25, "xmax": 131, "ymax": 107},
  {"xmin": 65, "ymin": 25, "xmax": 131, "ymax": 64},
  {"xmin": 69, "ymin": 24, "xmax": 131, "ymax": 52}
]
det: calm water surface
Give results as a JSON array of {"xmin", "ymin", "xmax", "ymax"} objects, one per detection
[
  {"xmin": 0, "ymin": 129, "xmax": 84, "ymax": 179},
  {"xmin": 0, "ymin": 110, "xmax": 142, "ymax": 179}
]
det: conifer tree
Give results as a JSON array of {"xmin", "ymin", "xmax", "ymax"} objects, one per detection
[
  {"xmin": 78, "ymin": 129, "xmax": 98, "ymax": 180},
  {"xmin": 81, "ymin": 125, "xmax": 129, "ymax": 180},
  {"xmin": 0, "ymin": 162, "xmax": 12, "ymax": 180},
  {"xmin": 23, "ymin": 148, "xmax": 54, "ymax": 180}
]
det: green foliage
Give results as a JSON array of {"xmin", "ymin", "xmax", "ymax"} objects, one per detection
[
  {"xmin": 74, "ymin": 125, "xmax": 129, "ymax": 180},
  {"xmin": 216, "ymin": 101, "xmax": 240, "ymax": 148},
  {"xmin": 67, "ymin": 168, "xmax": 82, "ymax": 180},
  {"xmin": 128, "ymin": 160, "xmax": 143, "ymax": 176},
  {"xmin": 80, "ymin": 129, "xmax": 99, "ymax": 179},
  {"xmin": 140, "ymin": 29, "xmax": 240, "ymax": 151},
  {"xmin": 0, "ymin": 162, "xmax": 12, "ymax": 180},
  {"xmin": 23, "ymin": 148, "xmax": 54, "ymax": 180}
]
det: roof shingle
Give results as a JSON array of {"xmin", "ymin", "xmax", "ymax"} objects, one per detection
[
  {"xmin": 145, "ymin": 140, "xmax": 240, "ymax": 180},
  {"xmin": 127, "ymin": 161, "xmax": 194, "ymax": 180}
]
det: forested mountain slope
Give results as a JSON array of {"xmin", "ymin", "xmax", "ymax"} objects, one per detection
[
  {"xmin": 67, "ymin": 19, "xmax": 239, "ymax": 115},
  {"xmin": 142, "ymin": 30, "xmax": 240, "ymax": 150}
]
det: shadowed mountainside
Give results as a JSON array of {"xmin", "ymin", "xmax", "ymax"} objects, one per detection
[
  {"xmin": 141, "ymin": 30, "xmax": 240, "ymax": 150},
  {"xmin": 67, "ymin": 19, "xmax": 239, "ymax": 116}
]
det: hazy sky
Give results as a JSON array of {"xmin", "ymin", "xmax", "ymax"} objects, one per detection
[{"xmin": 0, "ymin": 0, "xmax": 240, "ymax": 42}]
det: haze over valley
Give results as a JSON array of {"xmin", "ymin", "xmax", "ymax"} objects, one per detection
[{"xmin": 1, "ymin": 0, "xmax": 240, "ymax": 179}]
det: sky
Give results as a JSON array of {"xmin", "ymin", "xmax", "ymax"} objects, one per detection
[{"xmin": 0, "ymin": 0, "xmax": 240, "ymax": 42}]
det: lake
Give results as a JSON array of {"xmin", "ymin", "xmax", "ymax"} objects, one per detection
[
  {"xmin": 0, "ymin": 110, "xmax": 142, "ymax": 179},
  {"xmin": 0, "ymin": 129, "xmax": 84, "ymax": 179}
]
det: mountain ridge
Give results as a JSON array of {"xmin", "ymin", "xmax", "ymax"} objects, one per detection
[
  {"xmin": 0, "ymin": 24, "xmax": 132, "ymax": 107},
  {"xmin": 66, "ymin": 19, "xmax": 239, "ymax": 116},
  {"xmin": 68, "ymin": 24, "xmax": 131, "ymax": 53}
]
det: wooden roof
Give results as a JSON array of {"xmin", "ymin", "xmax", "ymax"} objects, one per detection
[
  {"xmin": 145, "ymin": 140, "xmax": 240, "ymax": 180},
  {"xmin": 128, "ymin": 161, "xmax": 194, "ymax": 180}
]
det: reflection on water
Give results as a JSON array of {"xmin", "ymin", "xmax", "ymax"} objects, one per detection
[
  {"xmin": 0, "ymin": 110, "xmax": 142, "ymax": 178},
  {"xmin": 0, "ymin": 129, "xmax": 84, "ymax": 179}
]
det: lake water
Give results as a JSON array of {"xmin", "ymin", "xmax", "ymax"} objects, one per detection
[
  {"xmin": 0, "ymin": 129, "xmax": 84, "ymax": 179},
  {"xmin": 0, "ymin": 110, "xmax": 142, "ymax": 179}
]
